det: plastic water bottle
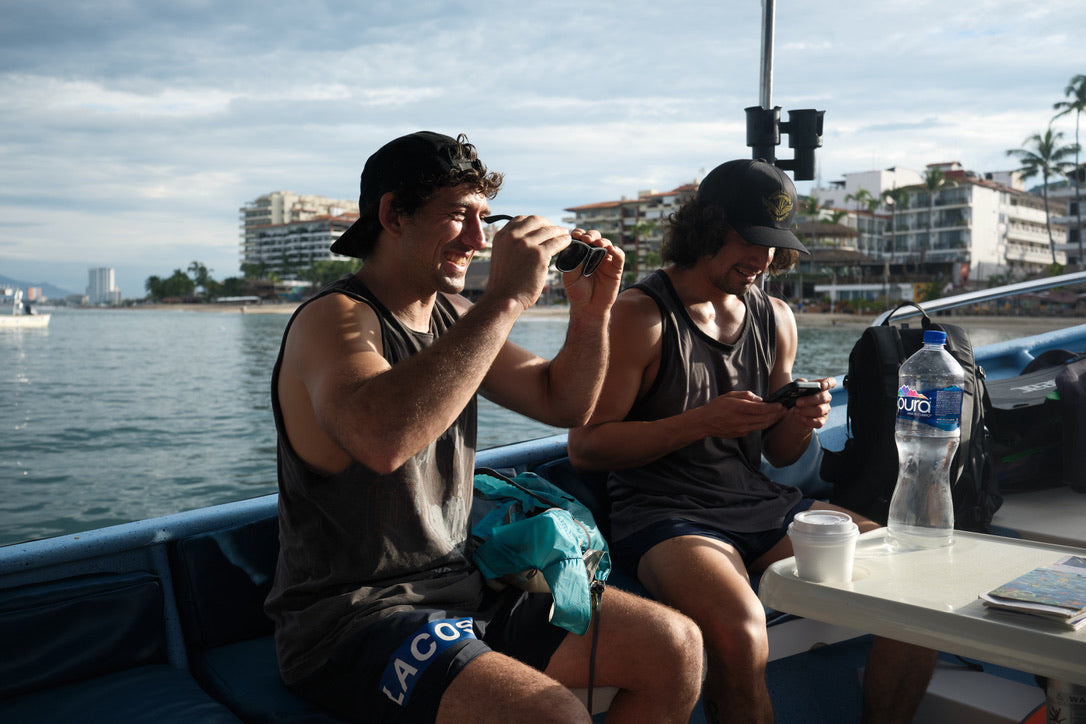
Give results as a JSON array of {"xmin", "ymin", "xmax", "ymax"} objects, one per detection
[{"xmin": 887, "ymin": 330, "xmax": 963, "ymax": 549}]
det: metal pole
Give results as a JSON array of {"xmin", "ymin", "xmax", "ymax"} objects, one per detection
[
  {"xmin": 759, "ymin": 0, "xmax": 776, "ymax": 293},
  {"xmin": 760, "ymin": 0, "xmax": 775, "ymax": 109}
]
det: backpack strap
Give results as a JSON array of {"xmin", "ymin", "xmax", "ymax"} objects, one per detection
[{"xmin": 882, "ymin": 301, "xmax": 931, "ymax": 328}]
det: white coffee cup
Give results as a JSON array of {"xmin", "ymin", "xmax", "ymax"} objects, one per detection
[{"xmin": 788, "ymin": 510, "xmax": 859, "ymax": 583}]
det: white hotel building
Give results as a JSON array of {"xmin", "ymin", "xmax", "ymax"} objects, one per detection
[
  {"xmin": 812, "ymin": 162, "xmax": 1069, "ymax": 287},
  {"xmin": 239, "ymin": 191, "xmax": 357, "ymax": 275}
]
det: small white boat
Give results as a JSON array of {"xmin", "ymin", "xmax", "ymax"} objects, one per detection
[{"xmin": 0, "ymin": 288, "xmax": 50, "ymax": 329}]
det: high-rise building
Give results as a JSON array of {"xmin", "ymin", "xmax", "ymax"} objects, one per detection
[
  {"xmin": 239, "ymin": 191, "xmax": 356, "ymax": 275},
  {"xmin": 87, "ymin": 267, "xmax": 121, "ymax": 305}
]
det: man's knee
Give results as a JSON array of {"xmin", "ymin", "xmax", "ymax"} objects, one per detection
[
  {"xmin": 659, "ymin": 606, "xmax": 705, "ymax": 675},
  {"xmin": 700, "ymin": 608, "xmax": 769, "ymax": 668},
  {"xmin": 613, "ymin": 594, "xmax": 704, "ymax": 695},
  {"xmin": 648, "ymin": 605, "xmax": 705, "ymax": 706}
]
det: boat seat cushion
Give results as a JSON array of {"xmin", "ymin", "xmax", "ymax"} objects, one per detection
[
  {"xmin": 0, "ymin": 571, "xmax": 169, "ymax": 699},
  {"xmin": 0, "ymin": 571, "xmax": 240, "ymax": 722},
  {"xmin": 197, "ymin": 635, "xmax": 347, "ymax": 723},
  {"xmin": 171, "ymin": 518, "xmax": 347, "ymax": 722},
  {"xmin": 0, "ymin": 665, "xmax": 241, "ymax": 724},
  {"xmin": 171, "ymin": 516, "xmax": 279, "ymax": 650}
]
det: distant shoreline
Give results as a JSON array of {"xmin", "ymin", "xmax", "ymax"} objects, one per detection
[{"xmin": 126, "ymin": 301, "xmax": 1081, "ymax": 333}]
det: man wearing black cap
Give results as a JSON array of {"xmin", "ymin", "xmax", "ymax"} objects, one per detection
[
  {"xmin": 265, "ymin": 132, "xmax": 703, "ymax": 723},
  {"xmin": 568, "ymin": 159, "xmax": 937, "ymax": 723}
]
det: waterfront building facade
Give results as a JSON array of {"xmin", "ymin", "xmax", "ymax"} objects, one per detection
[
  {"xmin": 87, "ymin": 267, "xmax": 121, "ymax": 305},
  {"xmin": 811, "ymin": 162, "xmax": 1068, "ymax": 284},
  {"xmin": 239, "ymin": 191, "xmax": 356, "ymax": 275},
  {"xmin": 1048, "ymin": 165, "xmax": 1085, "ymax": 268},
  {"xmin": 243, "ymin": 213, "xmax": 358, "ymax": 277},
  {"xmin": 564, "ymin": 183, "xmax": 697, "ymax": 282},
  {"xmin": 563, "ymin": 162, "xmax": 1066, "ymax": 306}
]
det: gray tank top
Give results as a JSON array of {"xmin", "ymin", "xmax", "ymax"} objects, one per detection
[
  {"xmin": 607, "ymin": 270, "xmax": 802, "ymax": 542},
  {"xmin": 265, "ymin": 275, "xmax": 484, "ymax": 684}
]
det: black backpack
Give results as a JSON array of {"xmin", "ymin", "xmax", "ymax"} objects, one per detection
[{"xmin": 819, "ymin": 303, "xmax": 1001, "ymax": 532}]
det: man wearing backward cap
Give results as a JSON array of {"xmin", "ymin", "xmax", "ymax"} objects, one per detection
[{"xmin": 266, "ymin": 131, "xmax": 703, "ymax": 723}]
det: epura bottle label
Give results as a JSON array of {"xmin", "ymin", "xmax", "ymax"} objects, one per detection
[{"xmin": 897, "ymin": 385, "xmax": 963, "ymax": 431}]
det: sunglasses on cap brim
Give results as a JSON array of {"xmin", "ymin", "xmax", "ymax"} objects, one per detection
[{"xmin": 484, "ymin": 215, "xmax": 607, "ymax": 277}]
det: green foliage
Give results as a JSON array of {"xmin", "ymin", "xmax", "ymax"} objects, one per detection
[
  {"xmin": 144, "ymin": 258, "xmax": 359, "ymax": 302},
  {"xmin": 913, "ymin": 281, "xmax": 942, "ymax": 303},
  {"xmin": 1007, "ymin": 126, "xmax": 1079, "ymax": 183},
  {"xmin": 240, "ymin": 262, "xmax": 275, "ymax": 281},
  {"xmin": 1053, "ymin": 74, "xmax": 1086, "ymax": 124},
  {"xmin": 300, "ymin": 260, "xmax": 359, "ymax": 287},
  {"xmin": 217, "ymin": 277, "xmax": 248, "ymax": 296},
  {"xmin": 144, "ymin": 269, "xmax": 196, "ymax": 300}
]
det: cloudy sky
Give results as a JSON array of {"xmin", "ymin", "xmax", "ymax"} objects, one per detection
[{"xmin": 2, "ymin": 0, "xmax": 1084, "ymax": 298}]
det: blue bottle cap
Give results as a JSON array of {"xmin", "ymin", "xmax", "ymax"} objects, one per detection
[{"xmin": 923, "ymin": 330, "xmax": 947, "ymax": 345}]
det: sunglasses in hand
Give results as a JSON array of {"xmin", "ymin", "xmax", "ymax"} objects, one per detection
[{"xmin": 484, "ymin": 215, "xmax": 607, "ymax": 277}]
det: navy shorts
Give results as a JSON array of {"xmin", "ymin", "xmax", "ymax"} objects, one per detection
[
  {"xmin": 611, "ymin": 497, "xmax": 817, "ymax": 574},
  {"xmin": 289, "ymin": 587, "xmax": 567, "ymax": 723}
]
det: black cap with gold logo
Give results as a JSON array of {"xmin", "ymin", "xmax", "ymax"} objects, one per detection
[{"xmin": 696, "ymin": 159, "xmax": 809, "ymax": 255}]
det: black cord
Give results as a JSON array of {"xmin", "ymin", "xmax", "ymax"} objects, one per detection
[{"xmin": 587, "ymin": 580, "xmax": 605, "ymax": 714}]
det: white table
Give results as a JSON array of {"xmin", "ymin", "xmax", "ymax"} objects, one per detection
[{"xmin": 758, "ymin": 529, "xmax": 1086, "ymax": 686}]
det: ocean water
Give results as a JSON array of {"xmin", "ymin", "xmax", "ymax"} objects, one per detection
[{"xmin": 0, "ymin": 307, "xmax": 1043, "ymax": 546}]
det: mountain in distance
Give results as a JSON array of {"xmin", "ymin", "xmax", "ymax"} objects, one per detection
[{"xmin": 0, "ymin": 273, "xmax": 76, "ymax": 300}]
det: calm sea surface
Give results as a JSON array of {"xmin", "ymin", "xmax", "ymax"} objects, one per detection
[{"xmin": 0, "ymin": 307, "xmax": 1051, "ymax": 546}]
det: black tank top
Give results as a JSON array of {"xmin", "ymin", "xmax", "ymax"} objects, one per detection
[
  {"xmin": 265, "ymin": 275, "xmax": 484, "ymax": 684},
  {"xmin": 607, "ymin": 270, "xmax": 802, "ymax": 541}
]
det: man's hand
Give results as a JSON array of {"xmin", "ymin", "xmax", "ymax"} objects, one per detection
[
  {"xmin": 484, "ymin": 215, "xmax": 571, "ymax": 312},
  {"xmin": 780, "ymin": 377, "xmax": 836, "ymax": 430},
  {"xmin": 697, "ymin": 390, "xmax": 787, "ymax": 439},
  {"xmin": 562, "ymin": 228, "xmax": 624, "ymax": 316}
]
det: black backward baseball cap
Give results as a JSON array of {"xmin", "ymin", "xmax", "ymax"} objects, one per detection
[
  {"xmin": 696, "ymin": 159, "xmax": 809, "ymax": 255},
  {"xmin": 331, "ymin": 131, "xmax": 486, "ymax": 258}
]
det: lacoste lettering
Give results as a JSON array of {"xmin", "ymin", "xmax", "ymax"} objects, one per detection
[{"xmin": 380, "ymin": 618, "xmax": 477, "ymax": 706}]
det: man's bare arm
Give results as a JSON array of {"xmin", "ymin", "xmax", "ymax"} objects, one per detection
[
  {"xmin": 480, "ymin": 231, "xmax": 624, "ymax": 428},
  {"xmin": 568, "ymin": 291, "xmax": 780, "ymax": 471},
  {"xmin": 279, "ymin": 290, "xmax": 524, "ymax": 476},
  {"xmin": 761, "ymin": 297, "xmax": 834, "ymax": 467}
]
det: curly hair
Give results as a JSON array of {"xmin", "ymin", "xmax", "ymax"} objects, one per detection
[
  {"xmin": 662, "ymin": 198, "xmax": 798, "ymax": 276},
  {"xmin": 352, "ymin": 134, "xmax": 504, "ymax": 259}
]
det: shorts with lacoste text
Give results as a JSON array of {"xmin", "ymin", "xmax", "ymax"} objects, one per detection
[{"xmin": 288, "ymin": 587, "xmax": 566, "ymax": 723}]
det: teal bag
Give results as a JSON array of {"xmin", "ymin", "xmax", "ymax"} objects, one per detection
[{"xmin": 471, "ymin": 468, "xmax": 610, "ymax": 635}]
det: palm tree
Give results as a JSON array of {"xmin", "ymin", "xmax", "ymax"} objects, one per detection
[
  {"xmin": 799, "ymin": 194, "xmax": 823, "ymax": 219},
  {"xmin": 825, "ymin": 208, "xmax": 848, "ymax": 225},
  {"xmin": 1053, "ymin": 74, "xmax": 1086, "ymax": 268},
  {"xmin": 919, "ymin": 168, "xmax": 956, "ymax": 270},
  {"xmin": 1006, "ymin": 126, "xmax": 1080, "ymax": 266}
]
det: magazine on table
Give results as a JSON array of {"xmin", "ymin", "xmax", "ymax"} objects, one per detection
[{"xmin": 980, "ymin": 555, "xmax": 1086, "ymax": 630}]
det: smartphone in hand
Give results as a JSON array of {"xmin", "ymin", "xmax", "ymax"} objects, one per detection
[{"xmin": 765, "ymin": 380, "xmax": 822, "ymax": 408}]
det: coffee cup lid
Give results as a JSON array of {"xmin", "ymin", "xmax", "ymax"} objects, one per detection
[{"xmin": 790, "ymin": 510, "xmax": 858, "ymax": 536}]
